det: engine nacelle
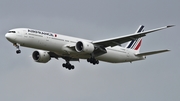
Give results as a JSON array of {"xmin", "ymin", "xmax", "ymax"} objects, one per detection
[
  {"xmin": 32, "ymin": 50, "xmax": 51, "ymax": 63},
  {"xmin": 75, "ymin": 41, "xmax": 95, "ymax": 53}
]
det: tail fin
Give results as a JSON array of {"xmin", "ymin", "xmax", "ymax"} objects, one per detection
[{"xmin": 126, "ymin": 25, "xmax": 144, "ymax": 52}]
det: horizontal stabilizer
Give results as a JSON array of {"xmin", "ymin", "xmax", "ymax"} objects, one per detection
[{"xmin": 135, "ymin": 50, "xmax": 170, "ymax": 56}]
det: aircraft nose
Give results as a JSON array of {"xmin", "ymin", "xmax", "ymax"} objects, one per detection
[
  {"xmin": 5, "ymin": 33, "xmax": 10, "ymax": 39},
  {"xmin": 5, "ymin": 33, "xmax": 15, "ymax": 42}
]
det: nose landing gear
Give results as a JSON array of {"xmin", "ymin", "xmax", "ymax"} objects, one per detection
[{"xmin": 13, "ymin": 43, "xmax": 21, "ymax": 54}]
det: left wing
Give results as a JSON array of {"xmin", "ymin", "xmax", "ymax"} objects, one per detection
[{"xmin": 93, "ymin": 25, "xmax": 174, "ymax": 47}]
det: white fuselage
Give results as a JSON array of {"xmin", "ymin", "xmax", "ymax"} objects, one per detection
[{"xmin": 5, "ymin": 28, "xmax": 144, "ymax": 63}]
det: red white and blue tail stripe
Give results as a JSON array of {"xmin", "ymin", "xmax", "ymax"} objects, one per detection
[
  {"xmin": 126, "ymin": 38, "xmax": 142, "ymax": 50},
  {"xmin": 126, "ymin": 25, "xmax": 144, "ymax": 51}
]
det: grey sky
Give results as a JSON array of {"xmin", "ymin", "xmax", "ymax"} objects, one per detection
[{"xmin": 0, "ymin": 0, "xmax": 179, "ymax": 101}]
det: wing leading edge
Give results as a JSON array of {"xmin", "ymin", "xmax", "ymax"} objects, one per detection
[{"xmin": 93, "ymin": 25, "xmax": 174, "ymax": 47}]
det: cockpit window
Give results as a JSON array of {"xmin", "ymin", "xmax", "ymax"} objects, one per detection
[{"xmin": 8, "ymin": 31, "xmax": 16, "ymax": 33}]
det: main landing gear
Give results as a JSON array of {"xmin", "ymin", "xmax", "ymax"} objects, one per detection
[
  {"xmin": 87, "ymin": 57, "xmax": 99, "ymax": 65},
  {"xmin": 13, "ymin": 43, "xmax": 21, "ymax": 54},
  {"xmin": 62, "ymin": 60, "xmax": 75, "ymax": 70}
]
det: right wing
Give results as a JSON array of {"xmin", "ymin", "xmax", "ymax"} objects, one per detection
[{"xmin": 93, "ymin": 25, "xmax": 174, "ymax": 47}]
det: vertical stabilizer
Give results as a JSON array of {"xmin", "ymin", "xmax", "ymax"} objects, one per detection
[{"xmin": 125, "ymin": 25, "xmax": 144, "ymax": 53}]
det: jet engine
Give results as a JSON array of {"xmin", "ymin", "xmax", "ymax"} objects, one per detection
[
  {"xmin": 32, "ymin": 50, "xmax": 51, "ymax": 63},
  {"xmin": 75, "ymin": 41, "xmax": 95, "ymax": 53}
]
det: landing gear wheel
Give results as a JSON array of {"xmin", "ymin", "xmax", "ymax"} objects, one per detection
[
  {"xmin": 87, "ymin": 57, "xmax": 99, "ymax": 65},
  {"xmin": 68, "ymin": 66, "xmax": 71, "ymax": 70},
  {"xmin": 62, "ymin": 63, "xmax": 66, "ymax": 67},
  {"xmin": 16, "ymin": 50, "xmax": 21, "ymax": 54},
  {"xmin": 14, "ymin": 43, "xmax": 21, "ymax": 54},
  {"xmin": 71, "ymin": 65, "xmax": 75, "ymax": 69},
  {"xmin": 97, "ymin": 60, "xmax": 99, "ymax": 64},
  {"xmin": 62, "ymin": 62, "xmax": 75, "ymax": 70},
  {"xmin": 66, "ymin": 64, "xmax": 75, "ymax": 70}
]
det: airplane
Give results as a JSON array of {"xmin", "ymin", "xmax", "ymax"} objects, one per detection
[{"xmin": 5, "ymin": 25, "xmax": 174, "ymax": 70}]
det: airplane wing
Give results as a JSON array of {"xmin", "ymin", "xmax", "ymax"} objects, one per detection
[
  {"xmin": 93, "ymin": 25, "xmax": 174, "ymax": 47},
  {"xmin": 135, "ymin": 49, "xmax": 170, "ymax": 56}
]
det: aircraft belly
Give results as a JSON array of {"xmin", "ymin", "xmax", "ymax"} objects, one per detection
[{"xmin": 96, "ymin": 49, "xmax": 129, "ymax": 63}]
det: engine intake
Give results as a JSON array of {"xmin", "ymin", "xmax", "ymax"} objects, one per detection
[
  {"xmin": 75, "ymin": 41, "xmax": 95, "ymax": 53},
  {"xmin": 32, "ymin": 50, "xmax": 51, "ymax": 63}
]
